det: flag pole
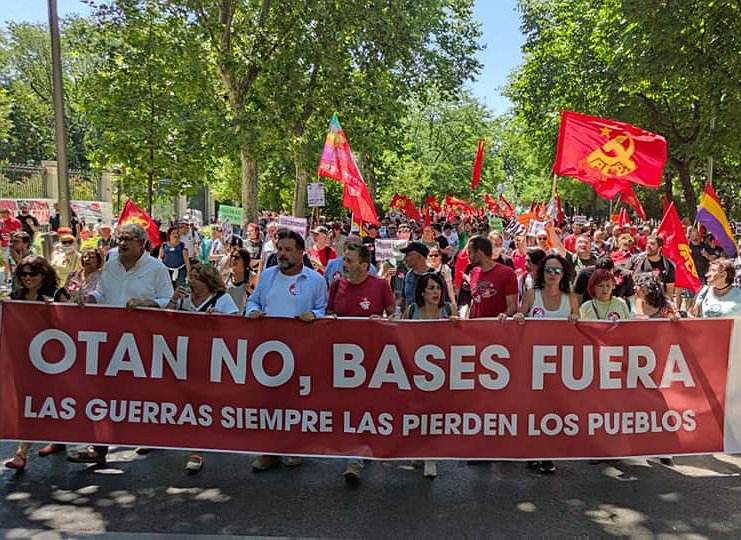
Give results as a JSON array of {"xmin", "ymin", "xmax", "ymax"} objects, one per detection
[{"xmin": 552, "ymin": 173, "xmax": 558, "ymax": 198}]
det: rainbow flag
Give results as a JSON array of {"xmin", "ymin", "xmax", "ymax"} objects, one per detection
[{"xmin": 696, "ymin": 182, "xmax": 736, "ymax": 257}]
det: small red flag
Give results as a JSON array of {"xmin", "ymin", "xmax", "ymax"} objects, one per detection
[
  {"xmin": 471, "ymin": 139, "xmax": 485, "ymax": 190},
  {"xmin": 499, "ymin": 194, "xmax": 515, "ymax": 219},
  {"xmin": 619, "ymin": 184, "xmax": 647, "ymax": 221},
  {"xmin": 424, "ymin": 195, "xmax": 441, "ymax": 212},
  {"xmin": 618, "ymin": 207, "xmax": 631, "ymax": 228},
  {"xmin": 553, "ymin": 111, "xmax": 667, "ymax": 199},
  {"xmin": 389, "ymin": 194, "xmax": 421, "ymax": 221},
  {"xmin": 484, "ymin": 194, "xmax": 499, "ymax": 215},
  {"xmin": 118, "ymin": 199, "xmax": 162, "ymax": 248},
  {"xmin": 423, "ymin": 208, "xmax": 432, "ymax": 227},
  {"xmin": 658, "ymin": 202, "xmax": 701, "ymax": 292}
]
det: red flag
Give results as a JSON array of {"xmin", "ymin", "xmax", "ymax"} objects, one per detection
[
  {"xmin": 555, "ymin": 192, "xmax": 565, "ymax": 224},
  {"xmin": 471, "ymin": 139, "xmax": 485, "ymax": 190},
  {"xmin": 618, "ymin": 207, "xmax": 630, "ymax": 228},
  {"xmin": 318, "ymin": 114, "xmax": 379, "ymax": 225},
  {"xmin": 499, "ymin": 194, "xmax": 515, "ymax": 219},
  {"xmin": 553, "ymin": 110, "xmax": 667, "ymax": 198},
  {"xmin": 423, "ymin": 208, "xmax": 432, "ymax": 227},
  {"xmin": 118, "ymin": 199, "xmax": 161, "ymax": 248},
  {"xmin": 484, "ymin": 194, "xmax": 499, "ymax": 215},
  {"xmin": 424, "ymin": 195, "xmax": 442, "ymax": 212},
  {"xmin": 657, "ymin": 202, "xmax": 702, "ymax": 292},
  {"xmin": 389, "ymin": 194, "xmax": 421, "ymax": 221},
  {"xmin": 619, "ymin": 184, "xmax": 647, "ymax": 220}
]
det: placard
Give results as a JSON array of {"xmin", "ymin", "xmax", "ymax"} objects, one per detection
[
  {"xmin": 218, "ymin": 204, "xmax": 244, "ymax": 225},
  {"xmin": 573, "ymin": 215, "xmax": 587, "ymax": 225},
  {"xmin": 307, "ymin": 183, "xmax": 325, "ymax": 207},
  {"xmin": 277, "ymin": 215, "xmax": 308, "ymax": 238},
  {"xmin": 374, "ymin": 239, "xmax": 396, "ymax": 262},
  {"xmin": 489, "ymin": 217, "xmax": 504, "ymax": 233}
]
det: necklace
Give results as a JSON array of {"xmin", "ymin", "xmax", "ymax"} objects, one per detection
[
  {"xmin": 713, "ymin": 284, "xmax": 732, "ymax": 296},
  {"xmin": 591, "ymin": 299, "xmax": 612, "ymax": 320}
]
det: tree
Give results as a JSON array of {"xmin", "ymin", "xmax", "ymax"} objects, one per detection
[{"xmin": 82, "ymin": 0, "xmax": 222, "ymax": 212}]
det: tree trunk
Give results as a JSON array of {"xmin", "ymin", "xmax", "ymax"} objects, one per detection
[
  {"xmin": 363, "ymin": 155, "xmax": 376, "ymax": 197},
  {"xmin": 292, "ymin": 153, "xmax": 310, "ymax": 217},
  {"xmin": 674, "ymin": 159, "xmax": 697, "ymax": 221},
  {"xmin": 663, "ymin": 171, "xmax": 673, "ymax": 205},
  {"xmin": 240, "ymin": 144, "xmax": 259, "ymax": 222}
]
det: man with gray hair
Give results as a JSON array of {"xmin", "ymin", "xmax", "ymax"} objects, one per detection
[{"xmin": 67, "ymin": 223, "xmax": 173, "ymax": 465}]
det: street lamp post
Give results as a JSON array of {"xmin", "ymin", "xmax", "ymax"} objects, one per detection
[{"xmin": 47, "ymin": 0, "xmax": 71, "ymax": 228}]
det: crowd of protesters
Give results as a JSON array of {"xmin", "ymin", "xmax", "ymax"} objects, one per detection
[{"xmin": 3, "ymin": 202, "xmax": 741, "ymax": 481}]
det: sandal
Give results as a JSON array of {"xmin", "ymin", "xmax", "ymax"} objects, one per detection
[
  {"xmin": 185, "ymin": 455, "xmax": 203, "ymax": 472},
  {"xmin": 5, "ymin": 454, "xmax": 27, "ymax": 470},
  {"xmin": 67, "ymin": 447, "xmax": 106, "ymax": 464},
  {"xmin": 38, "ymin": 443, "xmax": 66, "ymax": 457}
]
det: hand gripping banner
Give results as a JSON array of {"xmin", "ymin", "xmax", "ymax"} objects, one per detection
[{"xmin": 2, "ymin": 302, "xmax": 741, "ymax": 460}]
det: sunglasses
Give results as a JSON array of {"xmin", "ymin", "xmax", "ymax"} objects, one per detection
[
  {"xmin": 19, "ymin": 270, "xmax": 40, "ymax": 277},
  {"xmin": 61, "ymin": 240, "xmax": 74, "ymax": 245},
  {"xmin": 428, "ymin": 253, "xmax": 441, "ymax": 258},
  {"xmin": 118, "ymin": 236, "xmax": 136, "ymax": 242},
  {"xmin": 544, "ymin": 267, "xmax": 563, "ymax": 275}
]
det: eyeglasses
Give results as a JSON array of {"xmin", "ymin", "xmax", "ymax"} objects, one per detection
[
  {"xmin": 428, "ymin": 253, "xmax": 441, "ymax": 258},
  {"xmin": 544, "ymin": 267, "xmax": 563, "ymax": 275},
  {"xmin": 19, "ymin": 270, "xmax": 40, "ymax": 277},
  {"xmin": 118, "ymin": 236, "xmax": 136, "ymax": 243},
  {"xmin": 61, "ymin": 240, "xmax": 74, "ymax": 245},
  {"xmin": 536, "ymin": 236, "xmax": 548, "ymax": 241}
]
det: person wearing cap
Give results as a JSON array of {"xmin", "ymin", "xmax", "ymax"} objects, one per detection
[
  {"xmin": 400, "ymin": 241, "xmax": 434, "ymax": 311},
  {"xmin": 51, "ymin": 228, "xmax": 82, "ymax": 287},
  {"xmin": 16, "ymin": 203, "xmax": 40, "ymax": 242},
  {"xmin": 96, "ymin": 223, "xmax": 115, "ymax": 253},
  {"xmin": 308, "ymin": 225, "xmax": 336, "ymax": 275}
]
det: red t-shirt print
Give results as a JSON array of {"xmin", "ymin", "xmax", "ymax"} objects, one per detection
[{"xmin": 469, "ymin": 263, "xmax": 518, "ymax": 318}]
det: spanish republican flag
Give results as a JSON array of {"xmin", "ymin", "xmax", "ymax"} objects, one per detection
[
  {"xmin": 658, "ymin": 202, "xmax": 701, "ymax": 292},
  {"xmin": 118, "ymin": 199, "xmax": 162, "ymax": 248},
  {"xmin": 553, "ymin": 111, "xmax": 667, "ymax": 199},
  {"xmin": 697, "ymin": 182, "xmax": 737, "ymax": 258}
]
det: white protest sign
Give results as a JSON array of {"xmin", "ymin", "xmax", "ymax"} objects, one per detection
[
  {"xmin": 574, "ymin": 215, "xmax": 587, "ymax": 225},
  {"xmin": 374, "ymin": 239, "xmax": 395, "ymax": 262},
  {"xmin": 277, "ymin": 215, "xmax": 308, "ymax": 238},
  {"xmin": 735, "ymin": 222, "xmax": 741, "ymax": 237},
  {"xmin": 307, "ymin": 183, "xmax": 325, "ymax": 207},
  {"xmin": 527, "ymin": 219, "xmax": 546, "ymax": 235}
]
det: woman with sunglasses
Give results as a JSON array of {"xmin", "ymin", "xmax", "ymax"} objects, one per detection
[
  {"xmin": 426, "ymin": 247, "xmax": 457, "ymax": 312},
  {"xmin": 513, "ymin": 254, "xmax": 578, "ymax": 474},
  {"xmin": 4, "ymin": 256, "xmax": 69, "ymax": 470},
  {"xmin": 403, "ymin": 272, "xmax": 457, "ymax": 478}
]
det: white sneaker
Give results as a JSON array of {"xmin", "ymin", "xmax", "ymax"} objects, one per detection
[
  {"xmin": 185, "ymin": 455, "xmax": 203, "ymax": 472},
  {"xmin": 423, "ymin": 460, "xmax": 437, "ymax": 478}
]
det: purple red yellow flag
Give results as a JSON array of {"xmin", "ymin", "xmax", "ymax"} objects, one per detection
[
  {"xmin": 696, "ymin": 182, "xmax": 736, "ymax": 257},
  {"xmin": 318, "ymin": 114, "xmax": 379, "ymax": 225}
]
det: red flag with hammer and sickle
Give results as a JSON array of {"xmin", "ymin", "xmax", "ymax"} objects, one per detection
[{"xmin": 553, "ymin": 111, "xmax": 667, "ymax": 200}]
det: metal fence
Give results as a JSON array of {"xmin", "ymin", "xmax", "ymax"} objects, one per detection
[
  {"xmin": 0, "ymin": 164, "xmax": 47, "ymax": 198},
  {"xmin": 0, "ymin": 164, "xmax": 102, "ymax": 200},
  {"xmin": 69, "ymin": 169, "xmax": 101, "ymax": 200}
]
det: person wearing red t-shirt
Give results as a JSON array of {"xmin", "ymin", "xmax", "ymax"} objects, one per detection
[
  {"xmin": 327, "ymin": 241, "xmax": 394, "ymax": 485},
  {"xmin": 327, "ymin": 242, "xmax": 395, "ymax": 319},
  {"xmin": 308, "ymin": 225, "xmax": 336, "ymax": 275},
  {"xmin": 0, "ymin": 208, "xmax": 22, "ymax": 249},
  {"xmin": 466, "ymin": 235, "xmax": 518, "ymax": 319}
]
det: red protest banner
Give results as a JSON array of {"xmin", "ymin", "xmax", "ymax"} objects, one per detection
[{"xmin": 1, "ymin": 302, "xmax": 738, "ymax": 460}]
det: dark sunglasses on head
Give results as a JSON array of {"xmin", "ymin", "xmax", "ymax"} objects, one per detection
[
  {"xmin": 544, "ymin": 267, "xmax": 563, "ymax": 275},
  {"xmin": 19, "ymin": 270, "xmax": 40, "ymax": 277}
]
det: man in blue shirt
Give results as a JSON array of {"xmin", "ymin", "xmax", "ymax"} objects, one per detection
[{"xmin": 245, "ymin": 228, "xmax": 326, "ymax": 471}]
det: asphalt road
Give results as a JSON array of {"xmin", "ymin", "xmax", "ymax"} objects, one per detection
[{"xmin": 2, "ymin": 442, "xmax": 741, "ymax": 538}]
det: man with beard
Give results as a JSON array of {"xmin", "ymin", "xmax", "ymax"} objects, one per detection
[
  {"xmin": 245, "ymin": 228, "xmax": 326, "ymax": 472},
  {"xmin": 627, "ymin": 234, "xmax": 676, "ymax": 297},
  {"xmin": 324, "ymin": 234, "xmax": 378, "ymax": 287},
  {"xmin": 466, "ymin": 235, "xmax": 518, "ymax": 319},
  {"xmin": 326, "ymin": 241, "xmax": 395, "ymax": 485}
]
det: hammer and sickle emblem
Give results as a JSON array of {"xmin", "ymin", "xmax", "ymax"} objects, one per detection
[{"xmin": 586, "ymin": 134, "xmax": 637, "ymax": 179}]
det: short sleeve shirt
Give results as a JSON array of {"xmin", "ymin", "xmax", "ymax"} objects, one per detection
[
  {"xmin": 328, "ymin": 275, "xmax": 395, "ymax": 317},
  {"xmin": 469, "ymin": 263, "xmax": 518, "ymax": 318}
]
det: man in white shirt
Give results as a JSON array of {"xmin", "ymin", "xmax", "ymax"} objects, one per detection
[
  {"xmin": 246, "ymin": 228, "xmax": 326, "ymax": 472},
  {"xmin": 178, "ymin": 220, "xmax": 199, "ymax": 260},
  {"xmin": 68, "ymin": 223, "xmax": 173, "ymax": 465}
]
